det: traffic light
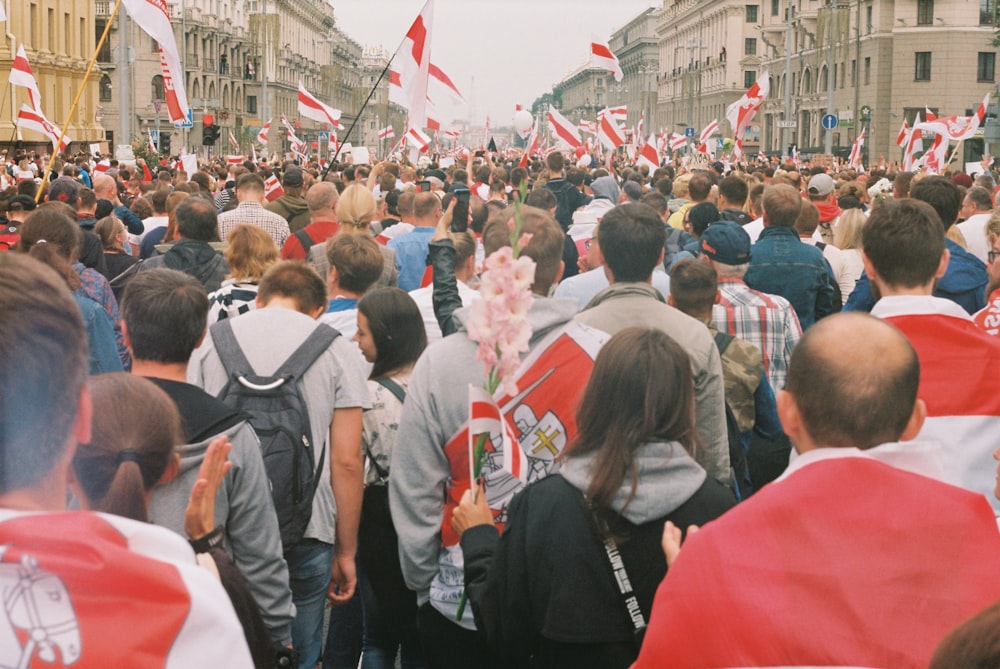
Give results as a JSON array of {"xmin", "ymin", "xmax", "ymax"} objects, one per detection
[
  {"xmin": 160, "ymin": 132, "xmax": 171, "ymax": 155},
  {"xmin": 202, "ymin": 124, "xmax": 220, "ymax": 145}
]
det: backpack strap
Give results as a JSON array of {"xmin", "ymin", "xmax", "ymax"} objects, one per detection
[
  {"xmin": 293, "ymin": 228, "xmax": 314, "ymax": 254},
  {"xmin": 273, "ymin": 323, "xmax": 341, "ymax": 379},
  {"xmin": 714, "ymin": 330, "xmax": 735, "ymax": 356},
  {"xmin": 374, "ymin": 376, "xmax": 406, "ymax": 404},
  {"xmin": 210, "ymin": 318, "xmax": 257, "ymax": 379}
]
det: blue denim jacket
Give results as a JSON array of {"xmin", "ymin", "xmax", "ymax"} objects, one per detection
[{"xmin": 745, "ymin": 226, "xmax": 836, "ymax": 330}]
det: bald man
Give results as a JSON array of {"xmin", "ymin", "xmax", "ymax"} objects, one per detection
[
  {"xmin": 280, "ymin": 181, "xmax": 341, "ymax": 261},
  {"xmin": 633, "ymin": 313, "xmax": 1000, "ymax": 669},
  {"xmin": 387, "ymin": 191, "xmax": 442, "ymax": 291},
  {"xmin": 92, "ymin": 172, "xmax": 144, "ymax": 237}
]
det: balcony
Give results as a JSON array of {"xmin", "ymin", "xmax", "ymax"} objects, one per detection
[
  {"xmin": 96, "ymin": 1, "xmax": 112, "ymax": 17},
  {"xmin": 203, "ymin": 58, "xmax": 215, "ymax": 72},
  {"xmin": 186, "ymin": 53, "xmax": 199, "ymax": 67}
]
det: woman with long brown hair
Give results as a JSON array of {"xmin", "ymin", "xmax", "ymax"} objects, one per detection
[
  {"xmin": 94, "ymin": 214, "xmax": 140, "ymax": 298},
  {"xmin": 451, "ymin": 327, "xmax": 735, "ymax": 668}
]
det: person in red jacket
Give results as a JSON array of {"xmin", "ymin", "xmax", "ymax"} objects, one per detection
[{"xmin": 280, "ymin": 181, "xmax": 341, "ymax": 261}]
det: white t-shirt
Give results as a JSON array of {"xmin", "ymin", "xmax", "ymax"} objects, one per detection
[{"xmin": 409, "ymin": 280, "xmax": 477, "ymax": 345}]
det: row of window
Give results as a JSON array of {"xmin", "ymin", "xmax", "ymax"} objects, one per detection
[
  {"xmin": 747, "ymin": 0, "xmax": 995, "ymax": 27},
  {"xmin": 914, "ymin": 51, "xmax": 996, "ymax": 82}
]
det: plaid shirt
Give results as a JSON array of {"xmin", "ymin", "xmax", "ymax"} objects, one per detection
[
  {"xmin": 218, "ymin": 200, "xmax": 290, "ymax": 248},
  {"xmin": 713, "ymin": 277, "xmax": 802, "ymax": 391}
]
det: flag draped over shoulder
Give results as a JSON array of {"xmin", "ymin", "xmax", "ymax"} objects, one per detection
[{"xmin": 122, "ymin": 0, "xmax": 190, "ymax": 125}]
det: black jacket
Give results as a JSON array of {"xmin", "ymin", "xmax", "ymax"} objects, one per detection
[{"xmin": 461, "ymin": 474, "xmax": 734, "ymax": 668}]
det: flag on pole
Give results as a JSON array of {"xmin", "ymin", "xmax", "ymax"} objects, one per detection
[
  {"xmin": 468, "ymin": 385, "xmax": 528, "ymax": 485},
  {"xmin": 699, "ymin": 119, "xmax": 719, "ymax": 145},
  {"xmin": 547, "ymin": 107, "xmax": 582, "ymax": 149},
  {"xmin": 848, "ymin": 127, "xmax": 866, "ymax": 170},
  {"xmin": 637, "ymin": 134, "xmax": 660, "ymax": 171},
  {"xmin": 428, "ymin": 62, "xmax": 463, "ymax": 104},
  {"xmin": 407, "ymin": 126, "xmax": 432, "ymax": 153},
  {"xmin": 17, "ymin": 104, "xmax": 70, "ymax": 152},
  {"xmin": 378, "ymin": 126, "xmax": 395, "ymax": 140},
  {"xmin": 226, "ymin": 155, "xmax": 244, "ymax": 165},
  {"xmin": 578, "ymin": 120, "xmax": 598, "ymax": 136},
  {"xmin": 669, "ymin": 133, "xmax": 688, "ymax": 152},
  {"xmin": 903, "ymin": 112, "xmax": 924, "ymax": 171},
  {"xmin": 228, "ymin": 131, "xmax": 240, "ymax": 152},
  {"xmin": 726, "ymin": 71, "xmax": 769, "ymax": 145},
  {"xmin": 609, "ymin": 106, "xmax": 628, "ymax": 126},
  {"xmin": 122, "ymin": 0, "xmax": 191, "ymax": 124},
  {"xmin": 597, "ymin": 108, "xmax": 626, "ymax": 151},
  {"xmin": 915, "ymin": 93, "xmax": 990, "ymax": 142},
  {"xmin": 389, "ymin": 0, "xmax": 434, "ymax": 129},
  {"xmin": 280, "ymin": 114, "xmax": 296, "ymax": 136},
  {"xmin": 519, "ymin": 121, "xmax": 539, "ymax": 168},
  {"xmin": 896, "ymin": 120, "xmax": 910, "ymax": 148},
  {"xmin": 263, "ymin": 174, "xmax": 284, "ymax": 201},
  {"xmin": 298, "ymin": 82, "xmax": 343, "ymax": 129},
  {"xmin": 591, "ymin": 36, "xmax": 623, "ymax": 82},
  {"xmin": 920, "ymin": 134, "xmax": 949, "ymax": 175},
  {"xmin": 9, "ymin": 46, "xmax": 42, "ymax": 111},
  {"xmin": 257, "ymin": 119, "xmax": 271, "ymax": 145}
]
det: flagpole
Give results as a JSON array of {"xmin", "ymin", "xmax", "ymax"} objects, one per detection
[
  {"xmin": 321, "ymin": 53, "xmax": 394, "ymax": 179},
  {"xmin": 36, "ymin": 0, "xmax": 124, "ymax": 201}
]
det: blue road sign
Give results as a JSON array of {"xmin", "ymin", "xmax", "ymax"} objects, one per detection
[
  {"xmin": 173, "ymin": 108, "xmax": 193, "ymax": 129},
  {"xmin": 318, "ymin": 131, "xmax": 330, "ymax": 142},
  {"xmin": 149, "ymin": 130, "xmax": 159, "ymax": 142},
  {"xmin": 685, "ymin": 126, "xmax": 696, "ymax": 138},
  {"xmin": 821, "ymin": 113, "xmax": 838, "ymax": 130}
]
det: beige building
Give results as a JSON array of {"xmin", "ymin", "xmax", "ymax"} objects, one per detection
[
  {"xmin": 609, "ymin": 7, "xmax": 661, "ymax": 132},
  {"xmin": 0, "ymin": 0, "xmax": 104, "ymax": 153},
  {"xmin": 553, "ymin": 61, "xmax": 610, "ymax": 125},
  {"xmin": 355, "ymin": 46, "xmax": 407, "ymax": 153}
]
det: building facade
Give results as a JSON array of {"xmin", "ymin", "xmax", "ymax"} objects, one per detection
[
  {"xmin": 609, "ymin": 7, "xmax": 661, "ymax": 132},
  {"xmin": 552, "ymin": 61, "xmax": 610, "ymax": 125},
  {"xmin": 0, "ymin": 0, "xmax": 104, "ymax": 153},
  {"xmin": 355, "ymin": 46, "xmax": 407, "ymax": 153}
]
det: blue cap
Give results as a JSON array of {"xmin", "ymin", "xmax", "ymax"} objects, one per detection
[{"xmin": 700, "ymin": 221, "xmax": 751, "ymax": 265}]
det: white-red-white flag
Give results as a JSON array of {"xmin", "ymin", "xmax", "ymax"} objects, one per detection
[
  {"xmin": 468, "ymin": 385, "xmax": 528, "ymax": 485},
  {"xmin": 669, "ymin": 133, "xmax": 688, "ymax": 152},
  {"xmin": 225, "ymin": 155, "xmax": 243, "ymax": 165},
  {"xmin": 699, "ymin": 119, "xmax": 719, "ymax": 145},
  {"xmin": 122, "ymin": 0, "xmax": 190, "ymax": 124},
  {"xmin": 896, "ymin": 120, "xmax": 910, "ymax": 148},
  {"xmin": 17, "ymin": 104, "xmax": 70, "ymax": 152},
  {"xmin": 637, "ymin": 134, "xmax": 660, "ymax": 171},
  {"xmin": 228, "ymin": 131, "xmax": 240, "ymax": 152},
  {"xmin": 257, "ymin": 120, "xmax": 271, "ymax": 145},
  {"xmin": 389, "ymin": 0, "xmax": 433, "ymax": 128},
  {"xmin": 428, "ymin": 62, "xmax": 463, "ymax": 104},
  {"xmin": 263, "ymin": 174, "xmax": 284, "ymax": 202},
  {"xmin": 519, "ymin": 121, "xmax": 539, "ymax": 168},
  {"xmin": 298, "ymin": 82, "xmax": 343, "ymax": 129},
  {"xmin": 920, "ymin": 134, "xmax": 949, "ymax": 175},
  {"xmin": 378, "ymin": 126, "xmax": 395, "ymax": 140},
  {"xmin": 609, "ymin": 105, "xmax": 628, "ymax": 126},
  {"xmin": 726, "ymin": 71, "xmax": 769, "ymax": 142},
  {"xmin": 9, "ymin": 46, "xmax": 41, "ymax": 112},
  {"xmin": 407, "ymin": 126, "xmax": 432, "ymax": 153},
  {"xmin": 915, "ymin": 93, "xmax": 990, "ymax": 142},
  {"xmin": 597, "ymin": 108, "xmax": 626, "ymax": 151},
  {"xmin": 547, "ymin": 107, "xmax": 582, "ymax": 149},
  {"xmin": 903, "ymin": 112, "xmax": 924, "ymax": 171},
  {"xmin": 591, "ymin": 36, "xmax": 623, "ymax": 82},
  {"xmin": 280, "ymin": 114, "xmax": 296, "ymax": 136},
  {"xmin": 848, "ymin": 127, "xmax": 866, "ymax": 170}
]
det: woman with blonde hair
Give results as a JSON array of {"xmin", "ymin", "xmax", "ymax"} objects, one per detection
[
  {"xmin": 833, "ymin": 208, "xmax": 866, "ymax": 302},
  {"xmin": 312, "ymin": 183, "xmax": 398, "ymax": 289},
  {"xmin": 207, "ymin": 223, "xmax": 279, "ymax": 323}
]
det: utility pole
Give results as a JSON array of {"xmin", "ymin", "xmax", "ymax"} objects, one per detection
[
  {"xmin": 824, "ymin": 1, "xmax": 838, "ymax": 156},
  {"xmin": 117, "ymin": 8, "xmax": 129, "ymax": 151},
  {"xmin": 261, "ymin": 0, "xmax": 269, "ymax": 151},
  {"xmin": 782, "ymin": 3, "xmax": 793, "ymax": 158}
]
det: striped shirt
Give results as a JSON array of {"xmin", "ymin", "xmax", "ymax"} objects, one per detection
[
  {"xmin": 206, "ymin": 280, "xmax": 259, "ymax": 324},
  {"xmin": 217, "ymin": 200, "xmax": 290, "ymax": 248},
  {"xmin": 713, "ymin": 277, "xmax": 802, "ymax": 391}
]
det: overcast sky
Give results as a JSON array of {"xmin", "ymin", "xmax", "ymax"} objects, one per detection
[{"xmin": 330, "ymin": 0, "xmax": 660, "ymax": 126}]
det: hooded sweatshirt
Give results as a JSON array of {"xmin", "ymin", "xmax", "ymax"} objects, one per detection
[
  {"xmin": 265, "ymin": 194, "xmax": 311, "ymax": 233},
  {"xmin": 142, "ymin": 239, "xmax": 229, "ymax": 292}
]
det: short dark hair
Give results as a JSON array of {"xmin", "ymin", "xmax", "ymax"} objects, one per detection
[
  {"xmin": 930, "ymin": 598, "xmax": 1000, "ymax": 669},
  {"xmin": 546, "ymin": 151, "xmax": 565, "ymax": 173},
  {"xmin": 718, "ymin": 175, "xmax": 748, "ymax": 207},
  {"xmin": 524, "ymin": 188, "xmax": 556, "ymax": 210},
  {"xmin": 121, "ymin": 269, "xmax": 208, "ymax": 363},
  {"xmin": 175, "ymin": 197, "xmax": 219, "ymax": 241},
  {"xmin": 640, "ymin": 192, "xmax": 668, "ymax": 217},
  {"xmin": 794, "ymin": 200, "xmax": 820, "ymax": 236},
  {"xmin": 688, "ymin": 171, "xmax": 716, "ymax": 201},
  {"xmin": 235, "ymin": 173, "xmax": 265, "ymax": 193},
  {"xmin": 596, "ymin": 203, "xmax": 667, "ymax": 282},
  {"xmin": 669, "ymin": 258, "xmax": 717, "ymax": 317},
  {"xmin": 863, "ymin": 198, "xmax": 945, "ymax": 288},
  {"xmin": 911, "ymin": 175, "xmax": 963, "ymax": 230},
  {"xmin": 149, "ymin": 189, "xmax": 170, "ymax": 214},
  {"xmin": 257, "ymin": 261, "xmax": 327, "ymax": 314},
  {"xmin": 893, "ymin": 171, "xmax": 915, "ymax": 199},
  {"xmin": 762, "ymin": 183, "xmax": 803, "ymax": 227},
  {"xmin": 325, "ymin": 233, "xmax": 383, "ymax": 294},
  {"xmin": 358, "ymin": 288, "xmax": 427, "ymax": 379},
  {"xmin": 786, "ymin": 312, "xmax": 920, "ymax": 449},
  {"xmin": 0, "ymin": 253, "xmax": 88, "ymax": 495}
]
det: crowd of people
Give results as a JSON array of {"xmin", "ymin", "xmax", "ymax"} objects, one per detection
[{"xmin": 3, "ymin": 143, "xmax": 1000, "ymax": 668}]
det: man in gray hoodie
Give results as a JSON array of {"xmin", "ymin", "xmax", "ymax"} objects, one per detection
[{"xmin": 120, "ymin": 268, "xmax": 294, "ymax": 649}]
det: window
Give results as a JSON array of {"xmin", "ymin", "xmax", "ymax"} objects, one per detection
[
  {"xmin": 979, "ymin": 52, "xmax": 996, "ymax": 81},
  {"xmin": 151, "ymin": 38, "xmax": 159, "ymax": 53},
  {"xmin": 151, "ymin": 75, "xmax": 164, "ymax": 101},
  {"xmin": 246, "ymin": 95, "xmax": 257, "ymax": 114},
  {"xmin": 745, "ymin": 38, "xmax": 757, "ymax": 55},
  {"xmin": 982, "ymin": 0, "xmax": 995, "ymax": 25},
  {"xmin": 864, "ymin": 57, "xmax": 871, "ymax": 85},
  {"xmin": 866, "ymin": 5, "xmax": 873, "ymax": 33},
  {"xmin": 744, "ymin": 70, "xmax": 757, "ymax": 88},
  {"xmin": 771, "ymin": 0, "xmax": 779, "ymax": 16},
  {"xmin": 851, "ymin": 59, "xmax": 857, "ymax": 86},
  {"xmin": 99, "ymin": 75, "xmax": 112, "ymax": 102},
  {"xmin": 917, "ymin": 0, "xmax": 933, "ymax": 25},
  {"xmin": 596, "ymin": 77, "xmax": 604, "ymax": 88},
  {"xmin": 746, "ymin": 4, "xmax": 759, "ymax": 22},
  {"xmin": 914, "ymin": 52, "xmax": 931, "ymax": 81}
]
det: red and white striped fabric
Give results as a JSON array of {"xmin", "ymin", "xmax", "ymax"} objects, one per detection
[
  {"xmin": 94, "ymin": 160, "xmax": 111, "ymax": 173},
  {"xmin": 468, "ymin": 385, "xmax": 527, "ymax": 484},
  {"xmin": 669, "ymin": 133, "xmax": 687, "ymax": 152},
  {"xmin": 590, "ymin": 36, "xmax": 623, "ymax": 82},
  {"xmin": 17, "ymin": 104, "xmax": 69, "ymax": 151},
  {"xmin": 847, "ymin": 127, "xmax": 866, "ymax": 169},
  {"xmin": 896, "ymin": 119, "xmax": 910, "ymax": 148},
  {"xmin": 921, "ymin": 133, "xmax": 948, "ymax": 174},
  {"xmin": 122, "ymin": 0, "xmax": 190, "ymax": 125},
  {"xmin": 389, "ymin": 0, "xmax": 433, "ymax": 128},
  {"xmin": 378, "ymin": 126, "xmax": 395, "ymax": 140},
  {"xmin": 608, "ymin": 105, "xmax": 627, "ymax": 126},
  {"xmin": 547, "ymin": 107, "xmax": 582, "ymax": 149},
  {"xmin": 428, "ymin": 62, "xmax": 463, "ymax": 104},
  {"xmin": 871, "ymin": 297, "xmax": 1000, "ymax": 514},
  {"xmin": 632, "ymin": 453, "xmax": 1000, "ymax": 669},
  {"xmin": 726, "ymin": 70, "xmax": 769, "ymax": 143},
  {"xmin": 596, "ymin": 108, "xmax": 625, "ymax": 151},
  {"xmin": 407, "ymin": 126, "xmax": 432, "ymax": 153},
  {"xmin": 916, "ymin": 93, "xmax": 989, "ymax": 142},
  {"xmin": 228, "ymin": 130, "xmax": 240, "ymax": 152},
  {"xmin": 0, "ymin": 509, "xmax": 253, "ymax": 668},
  {"xmin": 577, "ymin": 120, "xmax": 598, "ymax": 136},
  {"xmin": 225, "ymin": 155, "xmax": 244, "ymax": 165},
  {"xmin": 279, "ymin": 114, "xmax": 296, "ymax": 136},
  {"xmin": 256, "ymin": 119, "xmax": 271, "ymax": 145},
  {"xmin": 263, "ymin": 174, "xmax": 284, "ymax": 202},
  {"xmin": 298, "ymin": 81, "xmax": 343, "ymax": 129},
  {"xmin": 698, "ymin": 119, "xmax": 719, "ymax": 145},
  {"xmin": 637, "ymin": 134, "xmax": 659, "ymax": 171},
  {"xmin": 902, "ymin": 112, "xmax": 924, "ymax": 171},
  {"xmin": 9, "ymin": 45, "xmax": 41, "ymax": 111},
  {"xmin": 519, "ymin": 121, "xmax": 539, "ymax": 168}
]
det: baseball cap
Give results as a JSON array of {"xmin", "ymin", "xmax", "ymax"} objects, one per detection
[
  {"xmin": 807, "ymin": 173, "xmax": 836, "ymax": 197},
  {"xmin": 700, "ymin": 221, "xmax": 751, "ymax": 265},
  {"xmin": 283, "ymin": 168, "xmax": 304, "ymax": 187},
  {"xmin": 47, "ymin": 177, "xmax": 80, "ymax": 205}
]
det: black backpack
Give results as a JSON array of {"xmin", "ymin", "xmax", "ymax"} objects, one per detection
[
  {"xmin": 714, "ymin": 331, "xmax": 753, "ymax": 502},
  {"xmin": 210, "ymin": 319, "xmax": 340, "ymax": 549}
]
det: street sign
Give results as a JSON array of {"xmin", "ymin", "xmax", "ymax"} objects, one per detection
[
  {"xmin": 174, "ymin": 108, "xmax": 193, "ymax": 129},
  {"xmin": 318, "ymin": 131, "xmax": 330, "ymax": 143},
  {"xmin": 149, "ymin": 130, "xmax": 159, "ymax": 143},
  {"xmin": 860, "ymin": 105, "xmax": 872, "ymax": 121},
  {"xmin": 716, "ymin": 138, "xmax": 724, "ymax": 150},
  {"xmin": 685, "ymin": 126, "xmax": 696, "ymax": 138},
  {"xmin": 153, "ymin": 99, "xmax": 162, "ymax": 113},
  {"xmin": 821, "ymin": 113, "xmax": 839, "ymax": 130},
  {"xmin": 776, "ymin": 120, "xmax": 797, "ymax": 128}
]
